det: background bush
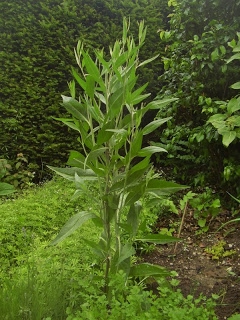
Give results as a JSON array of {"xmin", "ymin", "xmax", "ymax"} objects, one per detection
[{"xmin": 154, "ymin": 0, "xmax": 240, "ymax": 199}]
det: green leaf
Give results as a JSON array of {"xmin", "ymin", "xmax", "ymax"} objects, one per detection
[
  {"xmin": 143, "ymin": 117, "xmax": 172, "ymax": 135},
  {"xmin": 86, "ymin": 75, "xmax": 95, "ymax": 99},
  {"xmin": 129, "ymin": 263, "xmax": 170, "ymax": 278},
  {"xmin": 222, "ymin": 130, "xmax": 237, "ymax": 147},
  {"xmin": 83, "ymin": 238, "xmax": 106, "ymax": 259},
  {"xmin": 138, "ymin": 54, "xmax": 159, "ymax": 67},
  {"xmin": 227, "ymin": 98, "xmax": 240, "ymax": 114},
  {"xmin": 227, "ymin": 52, "xmax": 240, "ymax": 64},
  {"xmin": 71, "ymin": 68, "xmax": 86, "ymax": 91},
  {"xmin": 47, "ymin": 166, "xmax": 97, "ymax": 181},
  {"xmin": 135, "ymin": 234, "xmax": 180, "ymax": 244},
  {"xmin": 62, "ymin": 96, "xmax": 87, "ymax": 121},
  {"xmin": 132, "ymin": 93, "xmax": 151, "ymax": 105},
  {"xmin": 137, "ymin": 146, "xmax": 167, "ymax": 157},
  {"xmin": 131, "ymin": 131, "xmax": 143, "ymax": 157},
  {"xmin": 211, "ymin": 48, "xmax": 219, "ymax": 61},
  {"xmin": 146, "ymin": 179, "xmax": 188, "ymax": 195},
  {"xmin": 129, "ymin": 157, "xmax": 150, "ymax": 175},
  {"xmin": 198, "ymin": 219, "xmax": 206, "ymax": 228},
  {"xmin": 108, "ymin": 86, "xmax": 125, "ymax": 119},
  {"xmin": 230, "ymin": 82, "xmax": 240, "ymax": 90},
  {"xmin": 125, "ymin": 183, "xmax": 146, "ymax": 205},
  {"xmin": 0, "ymin": 182, "xmax": 16, "ymax": 196},
  {"xmin": 207, "ymin": 114, "xmax": 226, "ymax": 130},
  {"xmin": 50, "ymin": 211, "xmax": 98, "ymax": 245},
  {"xmin": 97, "ymin": 121, "xmax": 115, "ymax": 145},
  {"xmin": 67, "ymin": 151, "xmax": 86, "ymax": 168},
  {"xmin": 146, "ymin": 98, "xmax": 178, "ymax": 110},
  {"xmin": 82, "ymin": 51, "xmax": 105, "ymax": 90},
  {"xmin": 117, "ymin": 243, "xmax": 136, "ymax": 266},
  {"xmin": 85, "ymin": 147, "xmax": 107, "ymax": 166},
  {"xmin": 127, "ymin": 201, "xmax": 142, "ymax": 237},
  {"xmin": 131, "ymin": 82, "xmax": 149, "ymax": 100}
]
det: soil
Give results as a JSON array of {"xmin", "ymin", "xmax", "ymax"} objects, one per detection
[{"xmin": 142, "ymin": 210, "xmax": 240, "ymax": 320}]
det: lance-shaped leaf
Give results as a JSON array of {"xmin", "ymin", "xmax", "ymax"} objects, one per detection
[
  {"xmin": 138, "ymin": 54, "xmax": 159, "ymax": 67},
  {"xmin": 146, "ymin": 179, "xmax": 188, "ymax": 195},
  {"xmin": 50, "ymin": 211, "xmax": 98, "ymax": 245},
  {"xmin": 137, "ymin": 146, "xmax": 167, "ymax": 157},
  {"xmin": 108, "ymin": 86, "xmax": 125, "ymax": 119},
  {"xmin": 86, "ymin": 74, "xmax": 95, "ymax": 99},
  {"xmin": 129, "ymin": 157, "xmax": 150, "ymax": 175},
  {"xmin": 71, "ymin": 67, "xmax": 86, "ymax": 91},
  {"xmin": 130, "ymin": 131, "xmax": 143, "ymax": 157},
  {"xmin": 145, "ymin": 97, "xmax": 178, "ymax": 110},
  {"xmin": 143, "ymin": 117, "xmax": 172, "ymax": 135},
  {"xmin": 129, "ymin": 263, "xmax": 170, "ymax": 278},
  {"xmin": 127, "ymin": 201, "xmax": 142, "ymax": 237},
  {"xmin": 81, "ymin": 50, "xmax": 105, "ymax": 91},
  {"xmin": 135, "ymin": 233, "xmax": 181, "ymax": 244},
  {"xmin": 62, "ymin": 95, "xmax": 88, "ymax": 121},
  {"xmin": 47, "ymin": 166, "xmax": 97, "ymax": 181}
]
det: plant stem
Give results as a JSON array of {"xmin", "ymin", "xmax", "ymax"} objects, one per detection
[{"xmin": 174, "ymin": 201, "xmax": 188, "ymax": 254}]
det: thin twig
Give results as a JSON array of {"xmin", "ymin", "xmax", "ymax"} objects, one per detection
[{"xmin": 174, "ymin": 201, "xmax": 188, "ymax": 254}]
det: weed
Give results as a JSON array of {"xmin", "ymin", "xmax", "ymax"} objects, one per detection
[{"xmin": 205, "ymin": 240, "xmax": 236, "ymax": 260}]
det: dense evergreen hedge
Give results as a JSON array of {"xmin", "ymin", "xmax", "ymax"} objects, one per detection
[{"xmin": 0, "ymin": 0, "xmax": 169, "ymax": 180}]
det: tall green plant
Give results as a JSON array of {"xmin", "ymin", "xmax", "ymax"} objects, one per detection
[{"xmin": 49, "ymin": 19, "xmax": 187, "ymax": 297}]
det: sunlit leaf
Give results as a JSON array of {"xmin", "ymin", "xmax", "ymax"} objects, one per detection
[
  {"xmin": 137, "ymin": 146, "xmax": 167, "ymax": 157},
  {"xmin": 222, "ymin": 130, "xmax": 237, "ymax": 147},
  {"xmin": 227, "ymin": 97, "xmax": 240, "ymax": 114},
  {"xmin": 143, "ymin": 117, "xmax": 172, "ymax": 135},
  {"xmin": 135, "ymin": 233, "xmax": 180, "ymax": 244},
  {"xmin": 230, "ymin": 82, "xmax": 240, "ymax": 90}
]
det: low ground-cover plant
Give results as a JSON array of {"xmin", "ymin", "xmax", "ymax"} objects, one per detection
[
  {"xmin": 0, "ymin": 244, "xmax": 218, "ymax": 320},
  {"xmin": 0, "ymin": 176, "xmax": 94, "ymax": 275},
  {"xmin": 49, "ymin": 18, "xmax": 188, "ymax": 299}
]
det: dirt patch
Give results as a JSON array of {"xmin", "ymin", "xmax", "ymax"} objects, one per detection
[{"xmin": 143, "ymin": 211, "xmax": 240, "ymax": 319}]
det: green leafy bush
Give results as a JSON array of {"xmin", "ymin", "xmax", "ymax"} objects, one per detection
[
  {"xmin": 0, "ymin": 177, "xmax": 93, "ymax": 274},
  {"xmin": 1, "ymin": 154, "xmax": 35, "ymax": 190},
  {"xmin": 155, "ymin": 0, "xmax": 240, "ymax": 198}
]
